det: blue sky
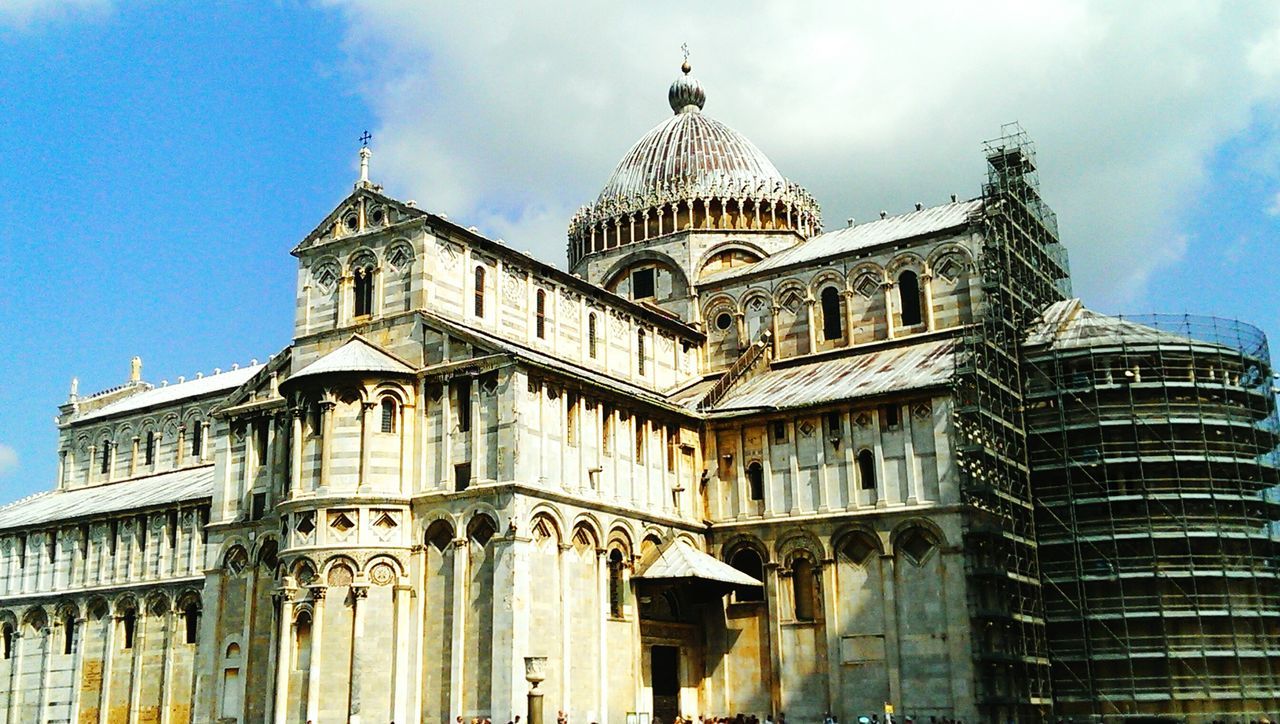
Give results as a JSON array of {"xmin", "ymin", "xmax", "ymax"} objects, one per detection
[{"xmin": 1, "ymin": 1, "xmax": 1279, "ymax": 502}]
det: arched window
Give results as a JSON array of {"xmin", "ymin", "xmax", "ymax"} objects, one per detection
[
  {"xmin": 898, "ymin": 270, "xmax": 922, "ymax": 327},
  {"xmin": 473, "ymin": 266, "xmax": 486, "ymax": 317},
  {"xmin": 857, "ymin": 449, "xmax": 876, "ymax": 490},
  {"xmin": 144, "ymin": 431, "xmax": 156, "ymax": 466},
  {"xmin": 637, "ymin": 329, "xmax": 646, "ymax": 375},
  {"xmin": 588, "ymin": 313, "xmax": 598, "ymax": 358},
  {"xmin": 1, "ymin": 623, "xmax": 12, "ymax": 659},
  {"xmin": 121, "ymin": 609, "xmax": 137, "ymax": 650},
  {"xmin": 535, "ymin": 290, "xmax": 547, "ymax": 339},
  {"xmin": 746, "ymin": 461, "xmax": 764, "ymax": 501},
  {"xmin": 380, "ymin": 398, "xmax": 397, "ymax": 434},
  {"xmin": 353, "ymin": 268, "xmax": 373, "ymax": 317},
  {"xmin": 190, "ymin": 422, "xmax": 204, "ymax": 459},
  {"xmin": 183, "ymin": 602, "xmax": 200, "ymax": 644},
  {"xmin": 729, "ymin": 548, "xmax": 764, "ymax": 602},
  {"xmin": 608, "ymin": 549, "xmax": 626, "ymax": 618},
  {"xmin": 821, "ymin": 286, "xmax": 843, "ymax": 340},
  {"xmin": 294, "ymin": 612, "xmax": 312, "ymax": 670},
  {"xmin": 62, "ymin": 613, "xmax": 76, "ymax": 655},
  {"xmin": 791, "ymin": 558, "xmax": 817, "ymax": 621},
  {"xmin": 100, "ymin": 442, "xmax": 111, "ymax": 474}
]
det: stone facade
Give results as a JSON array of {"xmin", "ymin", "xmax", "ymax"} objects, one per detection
[{"xmin": 4, "ymin": 63, "xmax": 1272, "ymax": 724}]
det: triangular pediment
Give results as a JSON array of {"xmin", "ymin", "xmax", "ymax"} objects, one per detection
[
  {"xmin": 292, "ymin": 186, "xmax": 426, "ymax": 256},
  {"xmin": 289, "ymin": 335, "xmax": 418, "ymax": 384},
  {"xmin": 212, "ymin": 347, "xmax": 292, "ymax": 412}
]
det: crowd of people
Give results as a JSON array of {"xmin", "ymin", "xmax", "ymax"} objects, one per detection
[{"xmin": 439, "ymin": 711, "xmax": 966, "ymax": 724}]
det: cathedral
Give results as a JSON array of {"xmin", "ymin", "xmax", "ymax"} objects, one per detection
[{"xmin": 1, "ymin": 60, "xmax": 1278, "ymax": 724}]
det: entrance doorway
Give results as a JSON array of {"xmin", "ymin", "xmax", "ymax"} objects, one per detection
[{"xmin": 651, "ymin": 645, "xmax": 680, "ymax": 723}]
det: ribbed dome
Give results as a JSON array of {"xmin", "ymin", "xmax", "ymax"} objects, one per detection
[
  {"xmin": 567, "ymin": 63, "xmax": 820, "ymax": 266},
  {"xmin": 595, "ymin": 111, "xmax": 786, "ymax": 205}
]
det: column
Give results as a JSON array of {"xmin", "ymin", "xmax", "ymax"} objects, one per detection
[
  {"xmin": 815, "ymin": 419, "xmax": 829, "ymax": 513},
  {"xmin": 469, "ymin": 374, "xmax": 481, "ymax": 484},
  {"xmin": 305, "ymin": 587, "xmax": 326, "ymax": 724},
  {"xmin": 872, "ymin": 409, "xmax": 887, "ymax": 508},
  {"xmin": 359, "ymin": 402, "xmax": 374, "ymax": 490},
  {"xmin": 319, "ymin": 402, "xmax": 335, "ymax": 491},
  {"xmin": 804, "ymin": 298, "xmax": 817, "ymax": 353},
  {"xmin": 764, "ymin": 562, "xmax": 784, "ymax": 714},
  {"xmin": 880, "ymin": 555, "xmax": 902, "ymax": 709},
  {"xmin": 821, "ymin": 558, "xmax": 841, "ymax": 714},
  {"xmin": 36, "ymin": 625, "xmax": 50, "ymax": 724},
  {"xmin": 7, "ymin": 629, "xmax": 22, "ymax": 723},
  {"xmin": 399, "ymin": 402, "xmax": 415, "ymax": 496},
  {"xmin": 842, "ymin": 289, "xmax": 858, "ymax": 346},
  {"xmin": 903, "ymin": 405, "xmax": 921, "ymax": 505},
  {"xmin": 770, "ymin": 305, "xmax": 782, "ymax": 357},
  {"xmin": 97, "ymin": 618, "xmax": 114, "ymax": 724},
  {"xmin": 127, "ymin": 611, "xmax": 146, "ymax": 722},
  {"xmin": 448, "ymin": 539, "xmax": 467, "ymax": 719},
  {"xmin": 883, "ymin": 281, "xmax": 897, "ymax": 340},
  {"xmin": 67, "ymin": 616, "xmax": 86, "ymax": 722},
  {"xmin": 290, "ymin": 409, "xmax": 303, "ymax": 495},
  {"xmin": 158, "ymin": 607, "xmax": 174, "ymax": 724},
  {"xmin": 392, "ymin": 583, "xmax": 412, "ymax": 724},
  {"xmin": 922, "ymin": 269, "xmax": 936, "ymax": 331},
  {"xmin": 787, "ymin": 420, "xmax": 800, "ymax": 514},
  {"xmin": 558, "ymin": 544, "xmax": 571, "ymax": 714},
  {"xmin": 842, "ymin": 412, "xmax": 857, "ymax": 511},
  {"xmin": 595, "ymin": 549, "xmax": 608, "ymax": 724},
  {"xmin": 129, "ymin": 437, "xmax": 139, "ymax": 477},
  {"xmin": 348, "ymin": 584, "xmax": 368, "ymax": 724},
  {"xmin": 273, "ymin": 585, "xmax": 297, "ymax": 724}
]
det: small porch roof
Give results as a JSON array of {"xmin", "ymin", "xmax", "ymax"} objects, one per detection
[{"xmin": 633, "ymin": 539, "xmax": 762, "ymax": 588}]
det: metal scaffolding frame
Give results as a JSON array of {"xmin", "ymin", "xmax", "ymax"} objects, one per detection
[
  {"xmin": 951, "ymin": 123, "xmax": 1069, "ymax": 720},
  {"xmin": 1022, "ymin": 312, "xmax": 1280, "ymax": 720}
]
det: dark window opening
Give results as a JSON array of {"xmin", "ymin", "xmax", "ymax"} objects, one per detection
[
  {"xmin": 380, "ymin": 398, "xmax": 397, "ymax": 434},
  {"xmin": 454, "ymin": 463, "xmax": 471, "ymax": 491},
  {"xmin": 535, "ymin": 290, "xmax": 547, "ymax": 339},
  {"xmin": 2, "ymin": 624, "xmax": 12, "ymax": 659},
  {"xmin": 122, "ymin": 610, "xmax": 136, "ymax": 650},
  {"xmin": 190, "ymin": 422, "xmax": 203, "ymax": 459},
  {"xmin": 167, "ymin": 511, "xmax": 177, "ymax": 549},
  {"xmin": 107, "ymin": 523, "xmax": 117, "ymax": 556},
  {"xmin": 255, "ymin": 421, "xmax": 269, "ymax": 466},
  {"xmin": 632, "ymin": 268, "xmax": 655, "ymax": 299},
  {"xmin": 666, "ymin": 425, "xmax": 677, "ymax": 472},
  {"xmin": 353, "ymin": 269, "xmax": 373, "ymax": 317},
  {"xmin": 715, "ymin": 312, "xmax": 733, "ymax": 331},
  {"xmin": 251, "ymin": 493, "xmax": 266, "ymax": 521},
  {"xmin": 898, "ymin": 270, "xmax": 922, "ymax": 326},
  {"xmin": 100, "ymin": 442, "xmax": 111, "ymax": 474},
  {"xmin": 882, "ymin": 404, "xmax": 901, "ymax": 429},
  {"xmin": 608, "ymin": 549, "xmax": 625, "ymax": 618},
  {"xmin": 184, "ymin": 604, "xmax": 199, "ymax": 644},
  {"xmin": 821, "ymin": 286, "xmax": 843, "ymax": 340},
  {"xmin": 62, "ymin": 615, "xmax": 76, "ymax": 655},
  {"xmin": 747, "ymin": 462, "xmax": 764, "ymax": 501},
  {"xmin": 857, "ymin": 449, "xmax": 877, "ymax": 490},
  {"xmin": 566, "ymin": 393, "xmax": 579, "ymax": 445},
  {"xmin": 455, "ymin": 379, "xmax": 472, "ymax": 432},
  {"xmin": 144, "ymin": 431, "xmax": 156, "ymax": 466},
  {"xmin": 310, "ymin": 403, "xmax": 323, "ymax": 436},
  {"xmin": 602, "ymin": 406, "xmax": 614, "ymax": 454},
  {"xmin": 473, "ymin": 266, "xmax": 486, "ymax": 317},
  {"xmin": 635, "ymin": 419, "xmax": 645, "ymax": 463},
  {"xmin": 792, "ymin": 558, "xmax": 817, "ymax": 621},
  {"xmin": 826, "ymin": 412, "xmax": 842, "ymax": 437},
  {"xmin": 588, "ymin": 313, "xmax": 599, "ymax": 358},
  {"xmin": 729, "ymin": 549, "xmax": 764, "ymax": 602},
  {"xmin": 772, "ymin": 421, "xmax": 786, "ymax": 443}
]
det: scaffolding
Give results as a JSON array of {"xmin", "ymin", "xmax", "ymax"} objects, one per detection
[
  {"xmin": 951, "ymin": 123, "xmax": 1069, "ymax": 720},
  {"xmin": 1022, "ymin": 310, "xmax": 1280, "ymax": 720}
]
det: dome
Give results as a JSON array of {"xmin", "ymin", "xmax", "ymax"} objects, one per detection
[{"xmin": 568, "ymin": 63, "xmax": 820, "ymax": 266}]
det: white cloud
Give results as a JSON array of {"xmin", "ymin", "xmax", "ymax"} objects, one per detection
[
  {"xmin": 0, "ymin": 0, "xmax": 110, "ymax": 30},
  {"xmin": 0, "ymin": 444, "xmax": 18, "ymax": 478},
  {"xmin": 321, "ymin": 0, "xmax": 1280, "ymax": 309}
]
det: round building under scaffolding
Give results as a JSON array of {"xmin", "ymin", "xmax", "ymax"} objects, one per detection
[{"xmin": 1022, "ymin": 300, "xmax": 1280, "ymax": 720}]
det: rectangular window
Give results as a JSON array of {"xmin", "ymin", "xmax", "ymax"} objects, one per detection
[
  {"xmin": 144, "ymin": 432, "xmax": 156, "ymax": 466},
  {"xmin": 637, "ymin": 329, "xmax": 646, "ymax": 376},
  {"xmin": 167, "ymin": 511, "xmax": 177, "ymax": 549},
  {"xmin": 826, "ymin": 412, "xmax": 842, "ymax": 438},
  {"xmin": 100, "ymin": 442, "xmax": 111, "ymax": 474},
  {"xmin": 536, "ymin": 290, "xmax": 547, "ymax": 339},
  {"xmin": 455, "ymin": 379, "xmax": 472, "ymax": 432},
  {"xmin": 666, "ymin": 425, "xmax": 677, "ymax": 472},
  {"xmin": 251, "ymin": 493, "xmax": 266, "ymax": 521},
  {"xmin": 772, "ymin": 421, "xmax": 786, "ymax": 443},
  {"xmin": 588, "ymin": 313, "xmax": 599, "ymax": 359},
  {"xmin": 882, "ymin": 404, "xmax": 901, "ymax": 430},
  {"xmin": 191, "ymin": 423, "xmax": 203, "ymax": 459},
  {"xmin": 255, "ymin": 421, "xmax": 269, "ymax": 466},
  {"xmin": 632, "ymin": 268, "xmax": 655, "ymax": 299},
  {"xmin": 454, "ymin": 463, "xmax": 471, "ymax": 491}
]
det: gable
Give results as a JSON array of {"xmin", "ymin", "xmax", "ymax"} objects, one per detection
[{"xmin": 292, "ymin": 187, "xmax": 425, "ymax": 255}]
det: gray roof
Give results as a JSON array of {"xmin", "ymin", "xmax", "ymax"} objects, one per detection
[
  {"xmin": 73, "ymin": 365, "xmax": 263, "ymax": 423},
  {"xmin": 704, "ymin": 198, "xmax": 982, "ymax": 283},
  {"xmin": 290, "ymin": 336, "xmax": 417, "ymax": 382},
  {"xmin": 1026, "ymin": 299, "xmax": 1194, "ymax": 351},
  {"xmin": 634, "ymin": 539, "xmax": 762, "ymax": 587},
  {"xmin": 710, "ymin": 337, "xmax": 958, "ymax": 413},
  {"xmin": 0, "ymin": 466, "xmax": 214, "ymax": 532}
]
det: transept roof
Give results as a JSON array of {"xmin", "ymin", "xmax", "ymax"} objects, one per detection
[{"xmin": 0, "ymin": 465, "xmax": 213, "ymax": 532}]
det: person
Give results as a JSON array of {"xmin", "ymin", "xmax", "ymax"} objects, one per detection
[{"xmin": 825, "ymin": 714, "xmax": 835, "ymax": 724}]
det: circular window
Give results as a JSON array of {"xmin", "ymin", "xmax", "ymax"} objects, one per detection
[
  {"xmin": 343, "ymin": 214, "xmax": 358, "ymax": 231},
  {"xmin": 715, "ymin": 313, "xmax": 733, "ymax": 331},
  {"xmin": 369, "ymin": 207, "xmax": 385, "ymax": 225}
]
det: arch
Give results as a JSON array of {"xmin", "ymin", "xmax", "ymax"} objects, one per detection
[
  {"xmin": 378, "ymin": 396, "xmax": 398, "ymax": 434},
  {"xmin": 605, "ymin": 524, "xmax": 634, "ymax": 560},
  {"xmin": 385, "ymin": 239, "xmax": 416, "ymax": 272},
  {"xmin": 889, "ymin": 517, "xmax": 947, "ymax": 552},
  {"xmin": 112, "ymin": 595, "xmax": 139, "ymax": 617},
  {"xmin": 639, "ymin": 530, "xmax": 664, "ymax": 559},
  {"xmin": 290, "ymin": 558, "xmax": 318, "ymax": 586},
  {"xmin": 145, "ymin": 591, "xmax": 171, "ymax": 618},
  {"xmin": 254, "ymin": 537, "xmax": 280, "ymax": 572},
  {"xmin": 569, "ymin": 513, "xmax": 604, "ymax": 549},
  {"xmin": 587, "ymin": 311, "xmax": 600, "ymax": 358},
  {"xmin": 808, "ymin": 269, "xmax": 848, "ymax": 297},
  {"xmin": 832, "ymin": 526, "xmax": 884, "ymax": 566},
  {"xmin": 369, "ymin": 381, "xmax": 410, "ymax": 403},
  {"xmin": 222, "ymin": 545, "xmax": 250, "ymax": 576},
  {"xmin": 776, "ymin": 529, "xmax": 826, "ymax": 564},
  {"xmin": 364, "ymin": 555, "xmax": 404, "ymax": 586},
  {"xmin": 607, "ymin": 547, "xmax": 627, "ymax": 617},
  {"xmin": 85, "ymin": 597, "xmax": 110, "ymax": 622},
  {"xmin": 739, "ymin": 288, "xmax": 773, "ymax": 315},
  {"xmin": 790, "ymin": 557, "xmax": 818, "ymax": 621},
  {"xmin": 886, "ymin": 251, "xmax": 926, "ymax": 275},
  {"xmin": 1, "ymin": 619, "xmax": 13, "ymax": 660},
  {"xmin": 695, "ymin": 239, "xmax": 769, "ymax": 277},
  {"xmin": 598, "ymin": 249, "xmax": 691, "ymax": 299},
  {"xmin": 22, "ymin": 606, "xmax": 48, "ymax": 633},
  {"xmin": 926, "ymin": 243, "xmax": 973, "ymax": 270},
  {"xmin": 323, "ymin": 557, "xmax": 357, "ymax": 587},
  {"xmin": 466, "ymin": 511, "xmax": 498, "ymax": 547},
  {"xmin": 535, "ymin": 288, "xmax": 548, "ymax": 338},
  {"xmin": 473, "ymin": 264, "xmax": 487, "ymax": 317},
  {"xmin": 727, "ymin": 547, "xmax": 765, "ymax": 602},
  {"xmin": 700, "ymin": 293, "xmax": 738, "ymax": 320},
  {"xmin": 424, "ymin": 518, "xmax": 456, "ymax": 553},
  {"xmin": 856, "ymin": 449, "xmax": 877, "ymax": 491},
  {"xmin": 746, "ymin": 460, "xmax": 764, "ymax": 501},
  {"xmin": 347, "ymin": 247, "xmax": 378, "ymax": 272}
]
